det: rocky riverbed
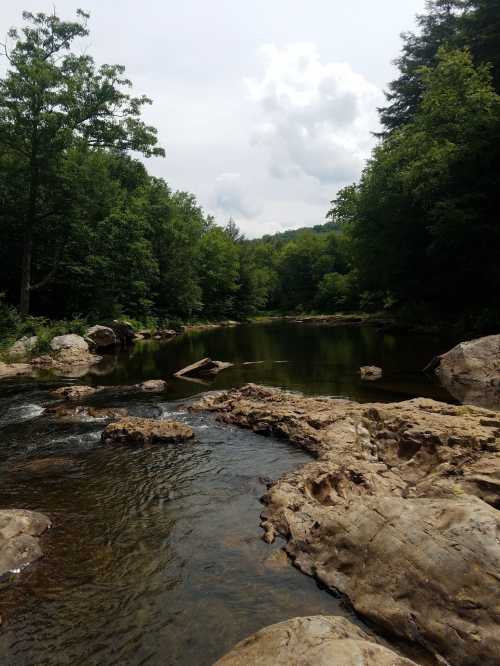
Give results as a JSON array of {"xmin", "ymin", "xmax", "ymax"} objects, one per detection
[{"xmin": 193, "ymin": 383, "xmax": 500, "ymax": 665}]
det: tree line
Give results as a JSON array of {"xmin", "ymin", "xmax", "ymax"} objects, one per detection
[{"xmin": 1, "ymin": 3, "xmax": 499, "ymax": 330}]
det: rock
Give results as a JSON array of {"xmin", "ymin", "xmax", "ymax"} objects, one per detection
[
  {"xmin": 109, "ymin": 320, "xmax": 135, "ymax": 346},
  {"xmin": 0, "ymin": 509, "xmax": 51, "ymax": 576},
  {"xmin": 137, "ymin": 329, "xmax": 153, "ymax": 339},
  {"xmin": 101, "ymin": 417, "xmax": 194, "ymax": 446},
  {"xmin": 193, "ymin": 384, "xmax": 500, "ymax": 666},
  {"xmin": 50, "ymin": 334, "xmax": 89, "ymax": 352},
  {"xmin": 360, "ymin": 365, "xmax": 382, "ymax": 380},
  {"xmin": 137, "ymin": 379, "xmax": 167, "ymax": 392},
  {"xmin": 153, "ymin": 329, "xmax": 177, "ymax": 339},
  {"xmin": 9, "ymin": 336, "xmax": 38, "ymax": 359},
  {"xmin": 9, "ymin": 457, "xmax": 79, "ymax": 477},
  {"xmin": 174, "ymin": 357, "xmax": 233, "ymax": 381},
  {"xmin": 214, "ymin": 616, "xmax": 418, "ymax": 666},
  {"xmin": 86, "ymin": 325, "xmax": 117, "ymax": 349},
  {"xmin": 0, "ymin": 361, "xmax": 32, "ymax": 378},
  {"xmin": 262, "ymin": 548, "xmax": 290, "ymax": 571},
  {"xmin": 46, "ymin": 405, "xmax": 127, "ymax": 422},
  {"xmin": 435, "ymin": 334, "xmax": 500, "ymax": 409},
  {"xmin": 50, "ymin": 385, "xmax": 100, "ymax": 400}
]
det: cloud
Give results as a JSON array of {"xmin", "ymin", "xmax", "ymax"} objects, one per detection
[
  {"xmin": 246, "ymin": 43, "xmax": 382, "ymax": 185},
  {"xmin": 211, "ymin": 172, "xmax": 262, "ymax": 220}
]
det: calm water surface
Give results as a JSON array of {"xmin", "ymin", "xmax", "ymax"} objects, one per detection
[{"xmin": 0, "ymin": 322, "xmax": 452, "ymax": 665}]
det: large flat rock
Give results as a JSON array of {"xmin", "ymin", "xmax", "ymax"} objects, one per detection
[{"xmin": 193, "ymin": 384, "xmax": 500, "ymax": 666}]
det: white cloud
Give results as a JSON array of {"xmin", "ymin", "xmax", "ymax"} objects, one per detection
[
  {"xmin": 211, "ymin": 172, "xmax": 262, "ymax": 220},
  {"xmin": 246, "ymin": 43, "xmax": 382, "ymax": 186}
]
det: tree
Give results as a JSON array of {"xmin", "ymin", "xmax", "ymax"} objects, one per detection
[
  {"xmin": 0, "ymin": 10, "xmax": 164, "ymax": 314},
  {"xmin": 379, "ymin": 1, "xmax": 466, "ymax": 133}
]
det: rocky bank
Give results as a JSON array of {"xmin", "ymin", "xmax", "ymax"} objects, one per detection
[{"xmin": 193, "ymin": 384, "xmax": 500, "ymax": 666}]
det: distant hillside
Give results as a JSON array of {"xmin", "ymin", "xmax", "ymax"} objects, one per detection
[{"xmin": 256, "ymin": 220, "xmax": 338, "ymax": 245}]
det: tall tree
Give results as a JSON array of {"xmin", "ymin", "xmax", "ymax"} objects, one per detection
[{"xmin": 0, "ymin": 10, "xmax": 164, "ymax": 314}]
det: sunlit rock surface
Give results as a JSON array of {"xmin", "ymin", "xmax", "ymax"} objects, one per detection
[{"xmin": 194, "ymin": 384, "xmax": 500, "ymax": 666}]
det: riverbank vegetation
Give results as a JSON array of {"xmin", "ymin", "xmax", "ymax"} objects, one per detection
[{"xmin": 1, "ymin": 2, "xmax": 499, "ymax": 339}]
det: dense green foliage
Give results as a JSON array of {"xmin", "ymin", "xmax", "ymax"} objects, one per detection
[{"xmin": 1, "ymin": 3, "xmax": 499, "ymax": 333}]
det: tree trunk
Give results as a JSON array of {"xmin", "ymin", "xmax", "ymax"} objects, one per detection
[
  {"xmin": 19, "ymin": 231, "xmax": 33, "ymax": 317},
  {"xmin": 20, "ymin": 138, "xmax": 38, "ymax": 317}
]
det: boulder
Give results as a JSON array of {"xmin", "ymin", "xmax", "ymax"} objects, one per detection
[
  {"xmin": 174, "ymin": 358, "xmax": 233, "ymax": 381},
  {"xmin": 360, "ymin": 365, "xmax": 382, "ymax": 380},
  {"xmin": 0, "ymin": 509, "xmax": 51, "ymax": 576},
  {"xmin": 86, "ymin": 325, "xmax": 117, "ymax": 349},
  {"xmin": 101, "ymin": 417, "xmax": 194, "ymax": 446},
  {"xmin": 109, "ymin": 320, "xmax": 135, "ymax": 346},
  {"xmin": 137, "ymin": 329, "xmax": 153, "ymax": 339},
  {"xmin": 50, "ymin": 385, "xmax": 100, "ymax": 400},
  {"xmin": 50, "ymin": 334, "xmax": 89, "ymax": 352},
  {"xmin": 214, "ymin": 616, "xmax": 418, "ymax": 666},
  {"xmin": 435, "ymin": 334, "xmax": 500, "ymax": 409},
  {"xmin": 193, "ymin": 384, "xmax": 500, "ymax": 665},
  {"xmin": 9, "ymin": 336, "xmax": 38, "ymax": 359}
]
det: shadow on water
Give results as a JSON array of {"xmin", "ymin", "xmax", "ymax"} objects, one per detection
[{"xmin": 0, "ymin": 323, "xmax": 453, "ymax": 665}]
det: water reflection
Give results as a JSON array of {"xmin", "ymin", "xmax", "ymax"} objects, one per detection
[{"xmin": 0, "ymin": 323, "xmax": 452, "ymax": 665}]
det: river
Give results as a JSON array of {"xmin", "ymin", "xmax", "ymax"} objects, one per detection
[{"xmin": 0, "ymin": 322, "xmax": 452, "ymax": 665}]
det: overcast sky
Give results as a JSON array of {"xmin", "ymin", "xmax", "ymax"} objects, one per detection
[{"xmin": 1, "ymin": 1, "xmax": 426, "ymax": 237}]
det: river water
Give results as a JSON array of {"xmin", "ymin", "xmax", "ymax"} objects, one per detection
[{"xmin": 0, "ymin": 322, "xmax": 452, "ymax": 665}]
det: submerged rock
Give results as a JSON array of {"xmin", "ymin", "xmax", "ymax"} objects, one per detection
[
  {"xmin": 435, "ymin": 334, "xmax": 500, "ymax": 409},
  {"xmin": 101, "ymin": 417, "xmax": 194, "ymax": 446},
  {"xmin": 9, "ymin": 457, "xmax": 79, "ymax": 477},
  {"xmin": 137, "ymin": 379, "xmax": 168, "ymax": 392},
  {"xmin": 49, "ymin": 379, "xmax": 167, "ymax": 401},
  {"xmin": 0, "ymin": 509, "xmax": 51, "ymax": 576},
  {"xmin": 50, "ymin": 385, "xmax": 100, "ymax": 400},
  {"xmin": 360, "ymin": 365, "xmax": 382, "ymax": 380},
  {"xmin": 193, "ymin": 384, "xmax": 500, "ymax": 665},
  {"xmin": 214, "ymin": 616, "xmax": 418, "ymax": 665}
]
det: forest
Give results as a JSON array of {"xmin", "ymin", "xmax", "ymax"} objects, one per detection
[{"xmin": 1, "ymin": 1, "xmax": 499, "ymax": 335}]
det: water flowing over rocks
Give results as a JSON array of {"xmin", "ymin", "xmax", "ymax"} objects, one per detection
[
  {"xmin": 46, "ymin": 404, "xmax": 128, "ymax": 422},
  {"xmin": 50, "ymin": 385, "xmax": 100, "ymax": 400},
  {"xmin": 0, "ymin": 509, "xmax": 51, "ymax": 577},
  {"xmin": 193, "ymin": 384, "xmax": 500, "ymax": 666},
  {"xmin": 101, "ymin": 417, "xmax": 194, "ymax": 446},
  {"xmin": 435, "ymin": 334, "xmax": 500, "ymax": 409},
  {"xmin": 213, "ymin": 616, "xmax": 418, "ymax": 666}
]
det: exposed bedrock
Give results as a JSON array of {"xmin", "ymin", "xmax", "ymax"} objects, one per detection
[{"xmin": 193, "ymin": 384, "xmax": 500, "ymax": 666}]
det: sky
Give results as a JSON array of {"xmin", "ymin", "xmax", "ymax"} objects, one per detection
[{"xmin": 1, "ymin": 1, "xmax": 426, "ymax": 237}]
